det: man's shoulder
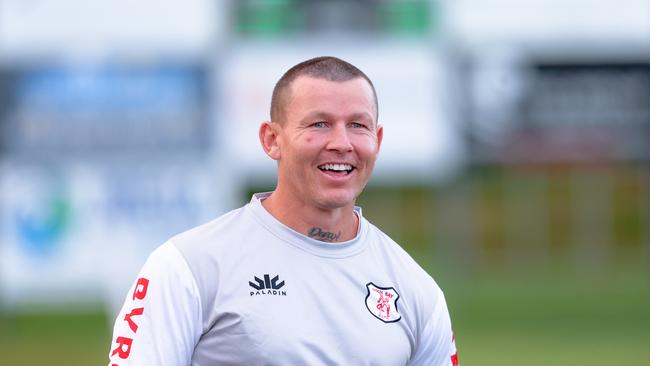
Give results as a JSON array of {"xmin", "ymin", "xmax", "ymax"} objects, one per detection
[
  {"xmin": 365, "ymin": 221, "xmax": 418, "ymax": 264},
  {"xmin": 365, "ymin": 220, "xmax": 442, "ymax": 292},
  {"xmin": 170, "ymin": 204, "xmax": 251, "ymax": 255}
]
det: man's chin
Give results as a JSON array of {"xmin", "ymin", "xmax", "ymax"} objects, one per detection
[{"xmin": 314, "ymin": 192, "xmax": 357, "ymax": 210}]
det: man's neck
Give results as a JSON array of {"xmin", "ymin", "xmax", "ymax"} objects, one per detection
[{"xmin": 260, "ymin": 191, "xmax": 359, "ymax": 243}]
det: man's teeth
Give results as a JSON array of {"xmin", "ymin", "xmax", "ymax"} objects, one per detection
[{"xmin": 320, "ymin": 164, "xmax": 353, "ymax": 172}]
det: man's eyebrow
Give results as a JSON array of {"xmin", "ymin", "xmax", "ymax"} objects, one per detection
[
  {"xmin": 300, "ymin": 111, "xmax": 374, "ymax": 123},
  {"xmin": 299, "ymin": 111, "xmax": 334, "ymax": 124},
  {"xmin": 348, "ymin": 112, "xmax": 374, "ymax": 122}
]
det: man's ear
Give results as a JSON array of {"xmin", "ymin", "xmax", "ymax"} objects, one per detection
[
  {"xmin": 376, "ymin": 124, "xmax": 384, "ymax": 154},
  {"xmin": 259, "ymin": 121, "xmax": 282, "ymax": 160}
]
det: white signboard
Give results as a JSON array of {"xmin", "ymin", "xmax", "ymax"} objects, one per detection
[
  {"xmin": 219, "ymin": 43, "xmax": 465, "ymax": 184},
  {"xmin": 0, "ymin": 162, "xmax": 225, "ymax": 313},
  {"xmin": 0, "ymin": 0, "xmax": 220, "ymax": 57}
]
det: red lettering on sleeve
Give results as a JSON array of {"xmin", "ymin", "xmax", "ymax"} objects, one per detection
[
  {"xmin": 450, "ymin": 332, "xmax": 459, "ymax": 365},
  {"xmin": 111, "ymin": 336, "xmax": 133, "ymax": 359},
  {"xmin": 132, "ymin": 277, "xmax": 149, "ymax": 300},
  {"xmin": 124, "ymin": 307, "xmax": 144, "ymax": 333}
]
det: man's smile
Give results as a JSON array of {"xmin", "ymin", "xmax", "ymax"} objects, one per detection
[{"xmin": 317, "ymin": 163, "xmax": 356, "ymax": 177}]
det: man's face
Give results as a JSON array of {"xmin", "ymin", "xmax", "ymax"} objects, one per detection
[{"xmin": 273, "ymin": 76, "xmax": 382, "ymax": 210}]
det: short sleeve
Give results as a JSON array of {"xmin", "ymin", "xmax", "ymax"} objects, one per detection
[
  {"xmin": 108, "ymin": 241, "xmax": 202, "ymax": 366},
  {"xmin": 408, "ymin": 289, "xmax": 458, "ymax": 366}
]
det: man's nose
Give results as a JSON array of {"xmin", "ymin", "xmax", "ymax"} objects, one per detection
[{"xmin": 327, "ymin": 124, "xmax": 353, "ymax": 152}]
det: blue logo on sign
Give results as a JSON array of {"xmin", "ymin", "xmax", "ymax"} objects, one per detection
[{"xmin": 14, "ymin": 193, "xmax": 71, "ymax": 256}]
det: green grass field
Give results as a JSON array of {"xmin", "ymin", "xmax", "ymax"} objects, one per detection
[
  {"xmin": 443, "ymin": 267, "xmax": 650, "ymax": 365},
  {"xmin": 1, "ymin": 265, "xmax": 647, "ymax": 365}
]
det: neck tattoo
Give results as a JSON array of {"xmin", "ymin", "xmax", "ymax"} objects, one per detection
[{"xmin": 307, "ymin": 227, "xmax": 341, "ymax": 242}]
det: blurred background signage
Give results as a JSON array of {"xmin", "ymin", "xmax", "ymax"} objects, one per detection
[
  {"xmin": 465, "ymin": 61, "xmax": 650, "ymax": 164},
  {"xmin": 0, "ymin": 64, "xmax": 208, "ymax": 156}
]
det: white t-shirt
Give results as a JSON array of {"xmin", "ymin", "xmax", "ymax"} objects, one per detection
[{"xmin": 108, "ymin": 193, "xmax": 458, "ymax": 366}]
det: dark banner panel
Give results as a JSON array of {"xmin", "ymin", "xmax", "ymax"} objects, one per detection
[{"xmin": 466, "ymin": 60, "xmax": 650, "ymax": 164}]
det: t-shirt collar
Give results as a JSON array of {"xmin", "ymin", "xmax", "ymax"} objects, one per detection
[{"xmin": 247, "ymin": 192, "xmax": 368, "ymax": 258}]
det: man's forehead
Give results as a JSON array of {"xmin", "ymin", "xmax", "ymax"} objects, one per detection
[
  {"xmin": 285, "ymin": 76, "xmax": 378, "ymax": 117},
  {"xmin": 289, "ymin": 75, "xmax": 371, "ymax": 91}
]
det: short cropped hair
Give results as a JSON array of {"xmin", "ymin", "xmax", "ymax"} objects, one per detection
[{"xmin": 270, "ymin": 56, "xmax": 378, "ymax": 123}]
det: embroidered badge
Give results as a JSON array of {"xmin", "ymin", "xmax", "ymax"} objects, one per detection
[{"xmin": 365, "ymin": 282, "xmax": 401, "ymax": 323}]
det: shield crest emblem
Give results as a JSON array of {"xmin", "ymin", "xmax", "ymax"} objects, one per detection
[{"xmin": 365, "ymin": 282, "xmax": 401, "ymax": 323}]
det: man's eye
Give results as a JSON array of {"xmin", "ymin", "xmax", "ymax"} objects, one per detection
[
  {"xmin": 313, "ymin": 121, "xmax": 327, "ymax": 128},
  {"xmin": 350, "ymin": 122, "xmax": 364, "ymax": 128}
]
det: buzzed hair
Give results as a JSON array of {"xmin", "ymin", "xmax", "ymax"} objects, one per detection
[{"xmin": 270, "ymin": 56, "xmax": 378, "ymax": 123}]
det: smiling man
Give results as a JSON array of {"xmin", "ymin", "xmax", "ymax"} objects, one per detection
[{"xmin": 108, "ymin": 56, "xmax": 458, "ymax": 366}]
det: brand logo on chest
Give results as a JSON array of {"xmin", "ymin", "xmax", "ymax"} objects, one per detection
[
  {"xmin": 365, "ymin": 282, "xmax": 401, "ymax": 323},
  {"xmin": 249, "ymin": 274, "xmax": 287, "ymax": 296}
]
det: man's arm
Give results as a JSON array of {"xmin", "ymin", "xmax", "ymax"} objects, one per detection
[
  {"xmin": 108, "ymin": 241, "xmax": 202, "ymax": 366},
  {"xmin": 408, "ymin": 289, "xmax": 458, "ymax": 366}
]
